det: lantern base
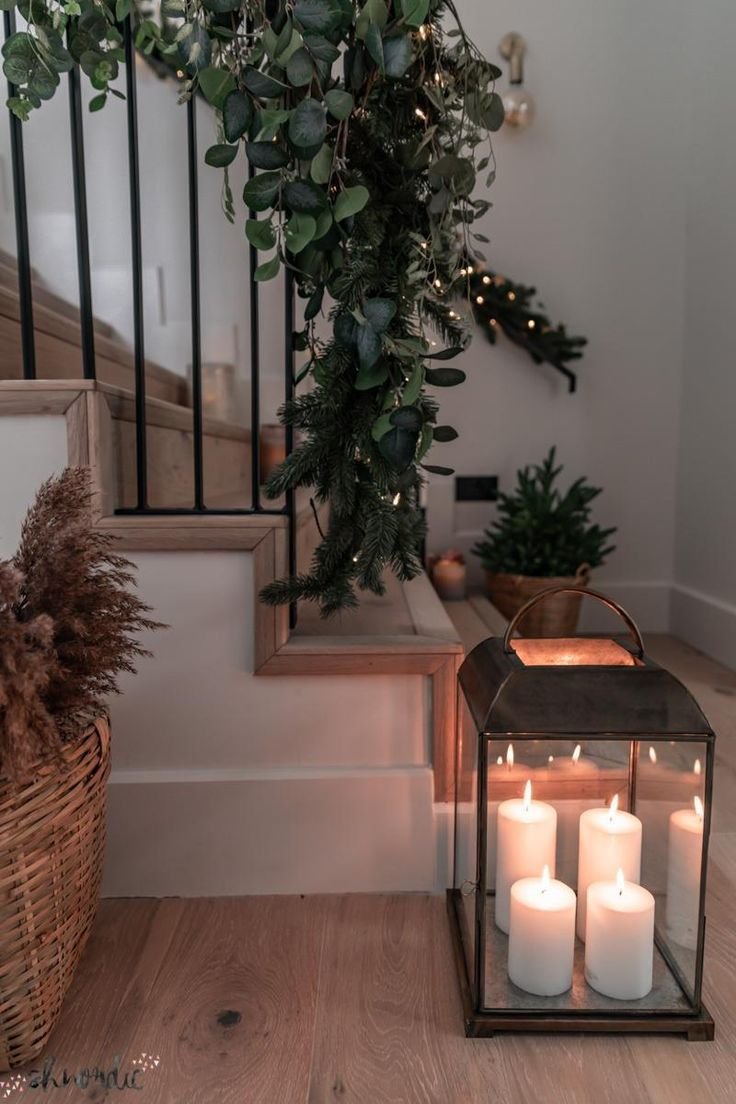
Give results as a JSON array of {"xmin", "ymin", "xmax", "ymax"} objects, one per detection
[{"xmin": 446, "ymin": 890, "xmax": 715, "ymax": 1041}]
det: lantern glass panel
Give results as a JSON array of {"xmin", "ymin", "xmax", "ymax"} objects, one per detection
[
  {"xmin": 453, "ymin": 708, "xmax": 480, "ymax": 987},
  {"xmin": 471, "ymin": 733, "xmax": 712, "ymax": 1017}
]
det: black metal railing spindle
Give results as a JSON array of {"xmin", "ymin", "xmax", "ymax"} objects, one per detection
[
  {"xmin": 186, "ymin": 95, "xmax": 205, "ymax": 510},
  {"xmin": 3, "ymin": 10, "xmax": 35, "ymax": 380},
  {"xmin": 123, "ymin": 18, "xmax": 148, "ymax": 509},
  {"xmin": 67, "ymin": 56, "xmax": 96, "ymax": 380},
  {"xmin": 284, "ymin": 267, "xmax": 296, "ymax": 628}
]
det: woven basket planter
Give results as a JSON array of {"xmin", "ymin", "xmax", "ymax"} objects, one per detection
[
  {"xmin": 0, "ymin": 718, "xmax": 110, "ymax": 1071},
  {"xmin": 484, "ymin": 565, "xmax": 591, "ymax": 637}
]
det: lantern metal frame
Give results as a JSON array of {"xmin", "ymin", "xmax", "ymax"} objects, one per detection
[{"xmin": 448, "ymin": 587, "xmax": 716, "ymax": 1041}]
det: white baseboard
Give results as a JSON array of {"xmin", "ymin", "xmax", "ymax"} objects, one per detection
[
  {"xmin": 671, "ymin": 584, "xmax": 736, "ymax": 669},
  {"xmin": 102, "ymin": 766, "xmax": 436, "ymax": 897}
]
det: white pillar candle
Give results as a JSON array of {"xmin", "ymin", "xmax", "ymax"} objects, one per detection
[
  {"xmin": 666, "ymin": 795, "xmax": 704, "ymax": 950},
  {"xmin": 577, "ymin": 795, "xmax": 642, "ymax": 940},
  {"xmin": 508, "ymin": 865, "xmax": 576, "ymax": 996},
  {"xmin": 585, "ymin": 870, "xmax": 655, "ymax": 1000},
  {"xmin": 495, "ymin": 780, "xmax": 557, "ymax": 934}
]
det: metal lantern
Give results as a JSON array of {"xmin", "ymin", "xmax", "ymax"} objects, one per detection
[{"xmin": 448, "ymin": 587, "xmax": 715, "ymax": 1040}]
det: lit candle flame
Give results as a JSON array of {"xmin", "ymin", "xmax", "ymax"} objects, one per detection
[
  {"xmin": 496, "ymin": 756, "xmax": 503, "ymax": 766},
  {"xmin": 649, "ymin": 745, "xmax": 657, "ymax": 764},
  {"xmin": 541, "ymin": 864, "xmax": 550, "ymax": 893},
  {"xmin": 608, "ymin": 793, "xmax": 619, "ymax": 822},
  {"xmin": 506, "ymin": 744, "xmax": 514, "ymax": 769},
  {"xmin": 523, "ymin": 779, "xmax": 532, "ymax": 812},
  {"xmin": 572, "ymin": 744, "xmax": 581, "ymax": 764},
  {"xmin": 694, "ymin": 795, "xmax": 704, "ymax": 821},
  {"xmin": 548, "ymin": 754, "xmax": 554, "ymax": 764},
  {"xmin": 616, "ymin": 868, "xmax": 625, "ymax": 895},
  {"xmin": 694, "ymin": 758, "xmax": 702, "ymax": 776}
]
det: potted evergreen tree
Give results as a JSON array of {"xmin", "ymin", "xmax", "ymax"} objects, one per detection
[
  {"xmin": 472, "ymin": 448, "xmax": 616, "ymax": 635},
  {"xmin": 0, "ymin": 469, "xmax": 161, "ymax": 1070}
]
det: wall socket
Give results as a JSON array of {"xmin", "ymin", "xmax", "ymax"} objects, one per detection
[{"xmin": 455, "ymin": 475, "xmax": 499, "ymax": 502}]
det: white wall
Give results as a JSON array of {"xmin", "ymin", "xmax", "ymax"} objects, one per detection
[
  {"xmin": 427, "ymin": 0, "xmax": 691, "ymax": 631},
  {"xmin": 672, "ymin": 0, "xmax": 736, "ymax": 667}
]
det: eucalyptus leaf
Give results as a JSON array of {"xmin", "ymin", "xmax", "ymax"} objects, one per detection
[
  {"xmin": 355, "ymin": 360, "xmax": 389, "ymax": 389},
  {"xmin": 284, "ymin": 212, "xmax": 317, "ymax": 254},
  {"xmin": 245, "ymin": 218, "xmax": 277, "ymax": 250},
  {"xmin": 177, "ymin": 23, "xmax": 211, "ymax": 75},
  {"xmin": 198, "ymin": 66, "xmax": 235, "ymax": 110},
  {"xmin": 246, "ymin": 140, "xmax": 290, "ymax": 169},
  {"xmin": 399, "ymin": 0, "xmax": 429, "ymax": 27},
  {"xmin": 482, "ymin": 91, "xmax": 505, "ymax": 132},
  {"xmin": 432, "ymin": 425, "xmax": 458, "ymax": 442},
  {"xmin": 334, "ymin": 313, "xmax": 358, "ymax": 346},
  {"xmin": 243, "ymin": 170, "xmax": 282, "ymax": 212},
  {"xmin": 223, "ymin": 90, "xmax": 253, "ymax": 142},
  {"xmin": 334, "ymin": 184, "xmax": 369, "ymax": 222},
  {"xmin": 356, "ymin": 323, "xmax": 382, "ymax": 370},
  {"xmin": 402, "ymin": 363, "xmax": 423, "ymax": 405},
  {"xmin": 255, "ymin": 253, "xmax": 282, "ymax": 281},
  {"xmin": 284, "ymin": 179, "xmax": 328, "ymax": 214},
  {"xmin": 304, "ymin": 284, "xmax": 325, "ymax": 320},
  {"xmin": 244, "ymin": 66, "xmax": 286, "ymax": 98},
  {"xmin": 383, "ymin": 34, "xmax": 413, "ymax": 78},
  {"xmin": 288, "ymin": 97, "xmax": 326, "ymax": 152},
  {"xmin": 379, "ymin": 426, "xmax": 418, "ymax": 471},
  {"xmin": 389, "ymin": 405, "xmax": 422, "ymax": 431},
  {"xmin": 286, "ymin": 46, "xmax": 313, "ymax": 86},
  {"xmin": 426, "ymin": 345, "xmax": 464, "ymax": 360},
  {"xmin": 356, "ymin": 0, "xmax": 388, "ymax": 38},
  {"xmin": 371, "ymin": 412, "xmax": 394, "ymax": 441},
  {"xmin": 324, "ymin": 88, "xmax": 353, "ymax": 119},
  {"xmin": 363, "ymin": 297, "xmax": 395, "ymax": 332},
  {"xmin": 364, "ymin": 22, "xmax": 384, "ymax": 70},
  {"xmin": 303, "ymin": 33, "xmax": 340, "ymax": 62},
  {"xmin": 293, "ymin": 0, "xmax": 342, "ymax": 34},
  {"xmin": 422, "ymin": 463, "xmax": 454, "ymax": 476},
  {"xmin": 204, "ymin": 143, "xmax": 238, "ymax": 168},
  {"xmin": 310, "ymin": 142, "xmax": 333, "ymax": 184},
  {"xmin": 425, "ymin": 366, "xmax": 466, "ymax": 387}
]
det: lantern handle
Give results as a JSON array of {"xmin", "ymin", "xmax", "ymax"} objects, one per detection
[{"xmin": 502, "ymin": 585, "xmax": 645, "ymax": 658}]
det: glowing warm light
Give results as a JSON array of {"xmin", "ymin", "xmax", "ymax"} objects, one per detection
[
  {"xmin": 608, "ymin": 793, "xmax": 619, "ymax": 822},
  {"xmin": 418, "ymin": 24, "xmax": 427, "ymax": 39},
  {"xmin": 548, "ymin": 754, "xmax": 554, "ymax": 764},
  {"xmin": 433, "ymin": 278, "xmax": 442, "ymax": 288},
  {"xmin": 467, "ymin": 265, "xmax": 473, "ymax": 274},
  {"xmin": 649, "ymin": 745, "xmax": 657, "ymax": 764},
  {"xmin": 352, "ymin": 554, "xmax": 359, "ymax": 563},
  {"xmin": 496, "ymin": 755, "xmax": 503, "ymax": 766},
  {"xmin": 506, "ymin": 743, "xmax": 514, "ymax": 768},
  {"xmin": 489, "ymin": 318, "xmax": 497, "ymax": 326},
  {"xmin": 527, "ymin": 319, "xmax": 536, "ymax": 329},
  {"xmin": 392, "ymin": 492, "xmax": 401, "ymax": 506},
  {"xmin": 507, "ymin": 291, "xmax": 516, "ymax": 301},
  {"xmin": 476, "ymin": 295, "xmax": 484, "ymax": 304},
  {"xmin": 482, "ymin": 275, "xmax": 491, "ymax": 285},
  {"xmin": 694, "ymin": 758, "xmax": 702, "ymax": 775},
  {"xmin": 176, "ymin": 69, "xmax": 184, "ymax": 78},
  {"xmin": 572, "ymin": 744, "xmax": 581, "ymax": 764},
  {"xmin": 523, "ymin": 779, "xmax": 532, "ymax": 812},
  {"xmin": 616, "ymin": 867, "xmax": 625, "ymax": 895},
  {"xmin": 540, "ymin": 864, "xmax": 550, "ymax": 893},
  {"xmin": 415, "ymin": 107, "xmax": 426, "ymax": 120},
  {"xmin": 694, "ymin": 795, "xmax": 704, "ymax": 821},
  {"xmin": 448, "ymin": 309, "xmax": 457, "ymax": 318}
]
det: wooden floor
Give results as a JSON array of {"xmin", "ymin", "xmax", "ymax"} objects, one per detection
[{"xmin": 11, "ymin": 626, "xmax": 736, "ymax": 1102}]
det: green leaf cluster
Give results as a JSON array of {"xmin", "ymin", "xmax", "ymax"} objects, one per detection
[
  {"xmin": 471, "ymin": 448, "xmax": 616, "ymax": 577},
  {"xmin": 3, "ymin": 0, "xmax": 506, "ymax": 614}
]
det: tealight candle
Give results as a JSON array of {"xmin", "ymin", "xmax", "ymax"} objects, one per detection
[
  {"xmin": 508, "ymin": 865, "xmax": 576, "ymax": 996},
  {"xmin": 495, "ymin": 780, "xmax": 557, "ymax": 934},
  {"xmin": 585, "ymin": 869, "xmax": 655, "ymax": 1000},
  {"xmin": 577, "ymin": 795, "xmax": 642, "ymax": 940},
  {"xmin": 666, "ymin": 795, "xmax": 704, "ymax": 949}
]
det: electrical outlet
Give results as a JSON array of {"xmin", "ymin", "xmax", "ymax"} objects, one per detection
[{"xmin": 455, "ymin": 475, "xmax": 498, "ymax": 502}]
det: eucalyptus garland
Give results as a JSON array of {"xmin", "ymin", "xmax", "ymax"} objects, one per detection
[{"xmin": 3, "ymin": 0, "xmax": 505, "ymax": 615}]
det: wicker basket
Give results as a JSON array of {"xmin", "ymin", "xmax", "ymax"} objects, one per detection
[
  {"xmin": 0, "ymin": 718, "xmax": 110, "ymax": 1071},
  {"xmin": 484, "ymin": 565, "xmax": 591, "ymax": 637}
]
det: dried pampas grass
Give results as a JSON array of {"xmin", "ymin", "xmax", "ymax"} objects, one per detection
[{"xmin": 1, "ymin": 468, "xmax": 163, "ymax": 782}]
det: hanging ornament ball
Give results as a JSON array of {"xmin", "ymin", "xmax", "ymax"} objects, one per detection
[{"xmin": 502, "ymin": 87, "xmax": 535, "ymax": 129}]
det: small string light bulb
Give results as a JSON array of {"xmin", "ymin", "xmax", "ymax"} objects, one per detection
[
  {"xmin": 476, "ymin": 295, "xmax": 484, "ymax": 305},
  {"xmin": 482, "ymin": 275, "xmax": 491, "ymax": 285}
]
